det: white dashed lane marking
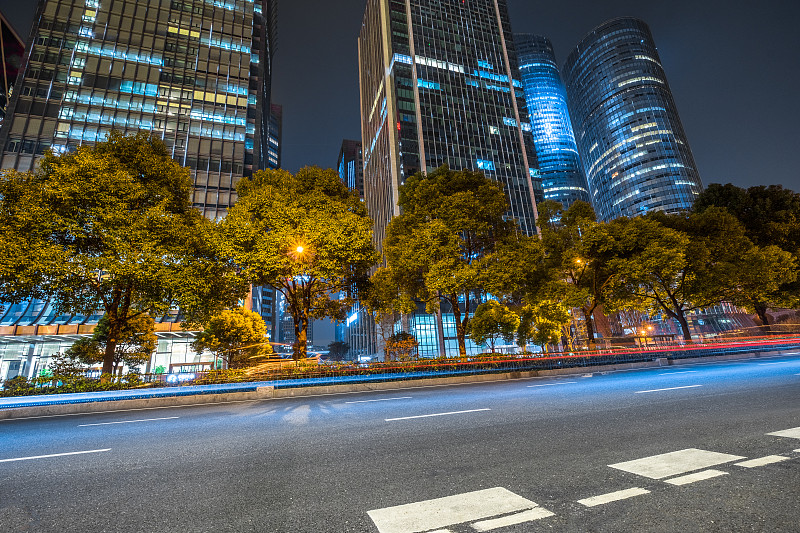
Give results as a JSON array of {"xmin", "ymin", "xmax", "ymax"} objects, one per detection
[
  {"xmin": 367, "ymin": 487, "xmax": 553, "ymax": 533},
  {"xmin": 78, "ymin": 416, "xmax": 179, "ymax": 427},
  {"xmin": 768, "ymin": 427, "xmax": 800, "ymax": 440},
  {"xmin": 577, "ymin": 487, "xmax": 650, "ymax": 507},
  {"xmin": 635, "ymin": 385, "xmax": 702, "ymax": 394},
  {"xmin": 0, "ymin": 449, "xmax": 111, "ymax": 463},
  {"xmin": 609, "ymin": 449, "xmax": 745, "ymax": 479},
  {"xmin": 472, "ymin": 507, "xmax": 555, "ymax": 531},
  {"xmin": 664, "ymin": 469, "xmax": 728, "ymax": 485},
  {"xmin": 735, "ymin": 455, "xmax": 790, "ymax": 468},
  {"xmin": 527, "ymin": 381, "xmax": 577, "ymax": 388},
  {"xmin": 345, "ymin": 397, "xmax": 412, "ymax": 404},
  {"xmin": 658, "ymin": 370, "xmax": 699, "ymax": 375},
  {"xmin": 385, "ymin": 408, "xmax": 490, "ymax": 422}
]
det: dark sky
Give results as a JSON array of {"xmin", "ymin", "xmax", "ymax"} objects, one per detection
[{"xmin": 3, "ymin": 0, "xmax": 799, "ymax": 192}]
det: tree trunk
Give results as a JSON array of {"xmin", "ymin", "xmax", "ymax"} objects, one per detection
[
  {"xmin": 675, "ymin": 308, "xmax": 693, "ymax": 342},
  {"xmin": 102, "ymin": 329, "xmax": 119, "ymax": 382},
  {"xmin": 753, "ymin": 301, "xmax": 772, "ymax": 334},
  {"xmin": 450, "ymin": 295, "xmax": 467, "ymax": 358},
  {"xmin": 294, "ymin": 316, "xmax": 308, "ymax": 361},
  {"xmin": 581, "ymin": 306, "xmax": 596, "ymax": 348}
]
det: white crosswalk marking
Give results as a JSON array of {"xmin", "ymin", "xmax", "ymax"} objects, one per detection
[
  {"xmin": 664, "ymin": 469, "xmax": 728, "ymax": 485},
  {"xmin": 768, "ymin": 427, "xmax": 800, "ymax": 440},
  {"xmin": 578, "ymin": 487, "xmax": 650, "ymax": 507},
  {"xmin": 735, "ymin": 455, "xmax": 790, "ymax": 468},
  {"xmin": 609, "ymin": 449, "xmax": 745, "ymax": 479},
  {"xmin": 367, "ymin": 487, "xmax": 552, "ymax": 533},
  {"xmin": 472, "ymin": 508, "xmax": 555, "ymax": 531}
]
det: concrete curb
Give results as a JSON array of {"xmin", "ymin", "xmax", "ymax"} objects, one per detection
[{"xmin": 0, "ymin": 349, "xmax": 788, "ymax": 421}]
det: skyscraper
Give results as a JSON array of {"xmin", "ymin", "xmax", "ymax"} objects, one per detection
[
  {"xmin": 563, "ymin": 18, "xmax": 702, "ymax": 221},
  {"xmin": 0, "ymin": 11, "xmax": 26, "ymax": 131},
  {"xmin": 0, "ymin": 0, "xmax": 277, "ymax": 380},
  {"xmin": 515, "ymin": 33, "xmax": 589, "ymax": 210},
  {"xmin": 337, "ymin": 139, "xmax": 364, "ymax": 198},
  {"xmin": 0, "ymin": 0, "xmax": 276, "ymax": 220},
  {"xmin": 358, "ymin": 0, "xmax": 542, "ymax": 250}
]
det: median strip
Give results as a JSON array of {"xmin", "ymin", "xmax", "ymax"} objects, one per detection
[
  {"xmin": 0, "ymin": 449, "xmax": 111, "ymax": 463},
  {"xmin": 386, "ymin": 408, "xmax": 491, "ymax": 421},
  {"xmin": 78, "ymin": 416, "xmax": 179, "ymax": 427},
  {"xmin": 635, "ymin": 385, "xmax": 702, "ymax": 394}
]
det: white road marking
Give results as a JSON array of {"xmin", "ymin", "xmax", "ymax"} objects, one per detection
[
  {"xmin": 367, "ymin": 487, "xmax": 547, "ymax": 533},
  {"xmin": 735, "ymin": 455, "xmax": 790, "ymax": 468},
  {"xmin": 472, "ymin": 507, "xmax": 555, "ymax": 531},
  {"xmin": 757, "ymin": 361, "xmax": 795, "ymax": 365},
  {"xmin": 577, "ymin": 487, "xmax": 650, "ymax": 507},
  {"xmin": 0, "ymin": 449, "xmax": 111, "ymax": 463},
  {"xmin": 527, "ymin": 381, "xmax": 577, "ymax": 388},
  {"xmin": 767, "ymin": 427, "xmax": 800, "ymax": 440},
  {"xmin": 635, "ymin": 385, "xmax": 702, "ymax": 394},
  {"xmin": 664, "ymin": 469, "xmax": 728, "ymax": 485},
  {"xmin": 385, "ymin": 408, "xmax": 491, "ymax": 422},
  {"xmin": 610, "ymin": 449, "xmax": 745, "ymax": 479},
  {"xmin": 78, "ymin": 416, "xmax": 179, "ymax": 427},
  {"xmin": 345, "ymin": 397, "xmax": 412, "ymax": 404},
  {"xmin": 658, "ymin": 370, "xmax": 699, "ymax": 375}
]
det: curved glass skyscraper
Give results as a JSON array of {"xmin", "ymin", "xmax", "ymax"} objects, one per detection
[
  {"xmin": 516, "ymin": 33, "xmax": 589, "ymax": 210},
  {"xmin": 563, "ymin": 18, "xmax": 702, "ymax": 221}
]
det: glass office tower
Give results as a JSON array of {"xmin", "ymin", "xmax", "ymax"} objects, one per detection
[
  {"xmin": 516, "ymin": 33, "xmax": 589, "ymax": 210},
  {"xmin": 337, "ymin": 139, "xmax": 364, "ymax": 199},
  {"xmin": 358, "ymin": 0, "xmax": 542, "ymax": 250},
  {"xmin": 0, "ymin": 12, "xmax": 26, "ymax": 131},
  {"xmin": 0, "ymin": 0, "xmax": 276, "ymax": 220},
  {"xmin": 0, "ymin": 0, "xmax": 277, "ymax": 381},
  {"xmin": 358, "ymin": 0, "xmax": 540, "ymax": 357},
  {"xmin": 563, "ymin": 18, "xmax": 702, "ymax": 221}
]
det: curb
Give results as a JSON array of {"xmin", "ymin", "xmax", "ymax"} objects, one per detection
[{"xmin": 0, "ymin": 349, "xmax": 787, "ymax": 421}]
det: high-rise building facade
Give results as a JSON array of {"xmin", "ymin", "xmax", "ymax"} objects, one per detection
[
  {"xmin": 358, "ymin": 0, "xmax": 542, "ymax": 250},
  {"xmin": 337, "ymin": 139, "xmax": 364, "ymax": 198},
  {"xmin": 0, "ymin": 0, "xmax": 276, "ymax": 220},
  {"xmin": 563, "ymin": 18, "xmax": 702, "ymax": 221},
  {"xmin": 0, "ymin": 0, "xmax": 277, "ymax": 381},
  {"xmin": 515, "ymin": 33, "xmax": 589, "ymax": 210},
  {"xmin": 0, "ymin": 12, "xmax": 26, "ymax": 131}
]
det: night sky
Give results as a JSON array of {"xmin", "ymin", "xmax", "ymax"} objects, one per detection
[{"xmin": 2, "ymin": 0, "xmax": 799, "ymax": 192}]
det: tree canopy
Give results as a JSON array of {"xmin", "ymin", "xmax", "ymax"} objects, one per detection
[
  {"xmin": 192, "ymin": 307, "xmax": 273, "ymax": 369},
  {"xmin": 0, "ymin": 132, "xmax": 246, "ymax": 377},
  {"xmin": 467, "ymin": 300, "xmax": 519, "ymax": 353},
  {"xmin": 220, "ymin": 167, "xmax": 379, "ymax": 360},
  {"xmin": 376, "ymin": 165, "xmax": 518, "ymax": 357}
]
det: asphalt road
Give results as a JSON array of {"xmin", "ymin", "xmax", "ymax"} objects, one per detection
[{"xmin": 1, "ymin": 353, "xmax": 799, "ymax": 532}]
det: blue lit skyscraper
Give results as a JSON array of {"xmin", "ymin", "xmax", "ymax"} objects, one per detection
[
  {"xmin": 515, "ymin": 33, "xmax": 589, "ymax": 209},
  {"xmin": 563, "ymin": 18, "xmax": 702, "ymax": 221}
]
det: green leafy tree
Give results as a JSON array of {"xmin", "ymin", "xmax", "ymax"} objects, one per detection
[
  {"xmin": 220, "ymin": 167, "xmax": 379, "ymax": 360},
  {"xmin": 517, "ymin": 300, "xmax": 571, "ymax": 353},
  {"xmin": 326, "ymin": 341, "xmax": 351, "ymax": 361},
  {"xmin": 67, "ymin": 313, "xmax": 157, "ymax": 375},
  {"xmin": 384, "ymin": 331, "xmax": 419, "ymax": 361},
  {"xmin": 610, "ymin": 208, "xmax": 752, "ymax": 341},
  {"xmin": 0, "ymin": 132, "xmax": 246, "ymax": 379},
  {"xmin": 378, "ymin": 166, "xmax": 518, "ymax": 357},
  {"xmin": 536, "ymin": 200, "xmax": 618, "ymax": 347},
  {"xmin": 467, "ymin": 300, "xmax": 520, "ymax": 353},
  {"xmin": 192, "ymin": 307, "xmax": 274, "ymax": 369}
]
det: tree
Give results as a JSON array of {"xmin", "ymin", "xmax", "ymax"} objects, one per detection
[
  {"xmin": 0, "ymin": 132, "xmax": 247, "ymax": 379},
  {"xmin": 327, "ymin": 341, "xmax": 351, "ymax": 361},
  {"xmin": 384, "ymin": 331, "xmax": 419, "ymax": 361},
  {"xmin": 467, "ymin": 300, "xmax": 520, "ymax": 353},
  {"xmin": 536, "ymin": 200, "xmax": 618, "ymax": 347},
  {"xmin": 609, "ymin": 209, "xmax": 752, "ymax": 341},
  {"xmin": 192, "ymin": 307, "xmax": 274, "ymax": 369},
  {"xmin": 517, "ymin": 300, "xmax": 571, "ymax": 353},
  {"xmin": 378, "ymin": 166, "xmax": 518, "ymax": 357},
  {"xmin": 66, "ymin": 313, "xmax": 156, "ymax": 375},
  {"xmin": 220, "ymin": 167, "xmax": 379, "ymax": 360}
]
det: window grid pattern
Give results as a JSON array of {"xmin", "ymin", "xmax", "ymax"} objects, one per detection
[
  {"xmin": 516, "ymin": 33, "xmax": 590, "ymax": 210},
  {"xmin": 563, "ymin": 18, "xmax": 702, "ymax": 222}
]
